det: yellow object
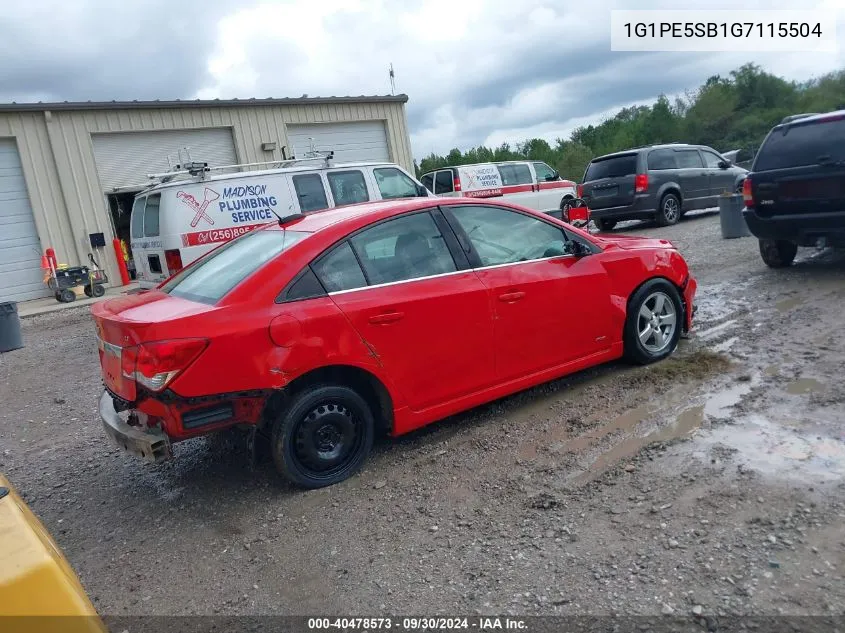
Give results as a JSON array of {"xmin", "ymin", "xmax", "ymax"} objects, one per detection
[{"xmin": 0, "ymin": 474, "xmax": 106, "ymax": 633}]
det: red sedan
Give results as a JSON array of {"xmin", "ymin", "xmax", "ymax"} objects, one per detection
[{"xmin": 92, "ymin": 198, "xmax": 697, "ymax": 488}]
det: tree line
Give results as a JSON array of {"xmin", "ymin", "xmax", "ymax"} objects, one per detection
[{"xmin": 416, "ymin": 63, "xmax": 845, "ymax": 181}]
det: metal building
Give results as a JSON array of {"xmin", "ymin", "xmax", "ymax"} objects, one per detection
[{"xmin": 0, "ymin": 95, "xmax": 413, "ymax": 302}]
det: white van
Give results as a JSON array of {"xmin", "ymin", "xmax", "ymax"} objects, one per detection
[
  {"xmin": 420, "ymin": 161, "xmax": 577, "ymax": 212},
  {"xmin": 129, "ymin": 156, "xmax": 430, "ymax": 288}
]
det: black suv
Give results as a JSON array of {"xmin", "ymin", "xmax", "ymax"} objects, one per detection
[
  {"xmin": 580, "ymin": 143, "xmax": 748, "ymax": 231},
  {"xmin": 743, "ymin": 111, "xmax": 845, "ymax": 268}
]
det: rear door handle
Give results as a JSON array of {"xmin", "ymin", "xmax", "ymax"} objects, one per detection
[
  {"xmin": 368, "ymin": 311, "xmax": 404, "ymax": 324},
  {"xmin": 498, "ymin": 291, "xmax": 525, "ymax": 303}
]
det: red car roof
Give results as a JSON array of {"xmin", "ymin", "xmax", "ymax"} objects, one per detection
[{"xmin": 267, "ymin": 198, "xmax": 448, "ymax": 235}]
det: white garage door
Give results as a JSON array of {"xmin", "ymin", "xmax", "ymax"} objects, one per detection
[
  {"xmin": 0, "ymin": 139, "xmax": 49, "ymax": 302},
  {"xmin": 287, "ymin": 122, "xmax": 390, "ymax": 164},
  {"xmin": 92, "ymin": 128, "xmax": 238, "ymax": 191}
]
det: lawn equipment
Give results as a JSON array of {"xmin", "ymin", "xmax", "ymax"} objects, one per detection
[{"xmin": 44, "ymin": 253, "xmax": 109, "ymax": 303}]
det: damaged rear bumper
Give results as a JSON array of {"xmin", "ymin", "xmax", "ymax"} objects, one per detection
[{"xmin": 99, "ymin": 391, "xmax": 172, "ymax": 463}]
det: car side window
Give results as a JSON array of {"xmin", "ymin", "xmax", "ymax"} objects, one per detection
[
  {"xmin": 533, "ymin": 162, "xmax": 557, "ymax": 182},
  {"xmin": 647, "ymin": 149, "xmax": 677, "ymax": 170},
  {"xmin": 701, "ymin": 151, "xmax": 723, "ymax": 168},
  {"xmin": 130, "ymin": 196, "xmax": 146, "ymax": 238},
  {"xmin": 282, "ymin": 267, "xmax": 327, "ymax": 302},
  {"xmin": 421, "ymin": 173, "xmax": 434, "ymax": 191},
  {"xmin": 327, "ymin": 170, "xmax": 370, "ymax": 206},
  {"xmin": 349, "ymin": 212, "xmax": 457, "ymax": 285},
  {"xmin": 373, "ymin": 167, "xmax": 420, "ymax": 199},
  {"xmin": 292, "ymin": 174, "xmax": 329, "ymax": 212},
  {"xmin": 497, "ymin": 164, "xmax": 532, "ymax": 185},
  {"xmin": 448, "ymin": 205, "xmax": 568, "ymax": 267},
  {"xmin": 675, "ymin": 150, "xmax": 704, "ymax": 169},
  {"xmin": 312, "ymin": 242, "xmax": 367, "ymax": 293},
  {"xmin": 143, "ymin": 194, "xmax": 161, "ymax": 237},
  {"xmin": 434, "ymin": 171, "xmax": 453, "ymax": 194}
]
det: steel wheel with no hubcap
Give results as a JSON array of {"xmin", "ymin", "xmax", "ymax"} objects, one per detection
[
  {"xmin": 292, "ymin": 403, "xmax": 362, "ymax": 478},
  {"xmin": 637, "ymin": 291, "xmax": 677, "ymax": 353}
]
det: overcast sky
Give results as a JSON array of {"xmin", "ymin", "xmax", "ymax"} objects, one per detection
[{"xmin": 1, "ymin": 0, "xmax": 842, "ymax": 159}]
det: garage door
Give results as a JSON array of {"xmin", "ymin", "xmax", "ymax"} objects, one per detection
[
  {"xmin": 287, "ymin": 122, "xmax": 390, "ymax": 164},
  {"xmin": 92, "ymin": 128, "xmax": 238, "ymax": 191},
  {"xmin": 0, "ymin": 139, "xmax": 49, "ymax": 302}
]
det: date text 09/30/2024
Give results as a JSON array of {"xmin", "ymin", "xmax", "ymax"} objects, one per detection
[{"xmin": 307, "ymin": 617, "xmax": 527, "ymax": 631}]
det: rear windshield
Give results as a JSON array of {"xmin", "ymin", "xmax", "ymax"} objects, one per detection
[
  {"xmin": 584, "ymin": 154, "xmax": 637, "ymax": 181},
  {"xmin": 754, "ymin": 117, "xmax": 845, "ymax": 171},
  {"xmin": 161, "ymin": 228, "xmax": 309, "ymax": 304}
]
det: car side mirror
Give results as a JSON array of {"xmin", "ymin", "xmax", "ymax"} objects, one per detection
[
  {"xmin": 563, "ymin": 240, "xmax": 589, "ymax": 257},
  {"xmin": 718, "ymin": 160, "xmax": 730, "ymax": 169},
  {"xmin": 547, "ymin": 171, "xmax": 560, "ymax": 181},
  {"xmin": 417, "ymin": 183, "xmax": 430, "ymax": 197}
]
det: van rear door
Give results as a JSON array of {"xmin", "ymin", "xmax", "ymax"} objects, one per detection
[
  {"xmin": 580, "ymin": 153, "xmax": 638, "ymax": 210},
  {"xmin": 129, "ymin": 193, "xmax": 168, "ymax": 287}
]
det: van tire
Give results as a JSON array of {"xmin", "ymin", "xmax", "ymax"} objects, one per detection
[
  {"xmin": 655, "ymin": 193, "xmax": 681, "ymax": 226},
  {"xmin": 759, "ymin": 239, "xmax": 797, "ymax": 268},
  {"xmin": 271, "ymin": 384, "xmax": 374, "ymax": 489}
]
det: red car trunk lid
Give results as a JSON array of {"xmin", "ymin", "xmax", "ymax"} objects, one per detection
[{"xmin": 91, "ymin": 290, "xmax": 216, "ymax": 401}]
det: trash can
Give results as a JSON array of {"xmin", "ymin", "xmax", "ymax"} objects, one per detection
[
  {"xmin": 0, "ymin": 301, "xmax": 23, "ymax": 353},
  {"xmin": 718, "ymin": 193, "xmax": 751, "ymax": 239}
]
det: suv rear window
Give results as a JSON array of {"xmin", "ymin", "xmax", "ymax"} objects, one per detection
[
  {"xmin": 754, "ymin": 117, "xmax": 845, "ymax": 171},
  {"xmin": 584, "ymin": 154, "xmax": 637, "ymax": 181},
  {"xmin": 162, "ymin": 228, "xmax": 308, "ymax": 304}
]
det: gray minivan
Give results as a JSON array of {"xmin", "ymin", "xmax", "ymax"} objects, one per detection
[{"xmin": 580, "ymin": 143, "xmax": 748, "ymax": 231}]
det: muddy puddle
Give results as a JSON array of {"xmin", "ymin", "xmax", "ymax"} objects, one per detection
[
  {"xmin": 691, "ymin": 414, "xmax": 845, "ymax": 485},
  {"xmin": 553, "ymin": 377, "xmax": 755, "ymax": 487}
]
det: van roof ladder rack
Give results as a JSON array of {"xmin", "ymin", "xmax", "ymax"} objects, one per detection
[{"xmin": 146, "ymin": 151, "xmax": 336, "ymax": 183}]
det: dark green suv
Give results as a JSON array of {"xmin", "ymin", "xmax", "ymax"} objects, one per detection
[{"xmin": 580, "ymin": 143, "xmax": 748, "ymax": 231}]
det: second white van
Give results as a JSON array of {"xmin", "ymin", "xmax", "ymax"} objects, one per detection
[
  {"xmin": 420, "ymin": 161, "xmax": 577, "ymax": 212},
  {"xmin": 130, "ymin": 157, "xmax": 430, "ymax": 288}
]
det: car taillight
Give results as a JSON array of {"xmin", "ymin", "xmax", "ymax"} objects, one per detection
[
  {"xmin": 742, "ymin": 178, "xmax": 753, "ymax": 207},
  {"xmin": 576, "ymin": 184, "xmax": 583, "ymax": 198},
  {"xmin": 121, "ymin": 338, "xmax": 208, "ymax": 392},
  {"xmin": 164, "ymin": 249, "xmax": 183, "ymax": 275},
  {"xmin": 634, "ymin": 174, "xmax": 649, "ymax": 193},
  {"xmin": 453, "ymin": 174, "xmax": 461, "ymax": 192}
]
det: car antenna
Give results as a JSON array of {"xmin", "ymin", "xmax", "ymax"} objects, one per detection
[{"xmin": 271, "ymin": 210, "xmax": 304, "ymax": 227}]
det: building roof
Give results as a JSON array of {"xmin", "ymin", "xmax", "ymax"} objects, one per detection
[{"xmin": 0, "ymin": 95, "xmax": 409, "ymax": 112}]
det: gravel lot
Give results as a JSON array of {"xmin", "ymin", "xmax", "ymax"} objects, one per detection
[{"xmin": 2, "ymin": 210, "xmax": 844, "ymax": 620}]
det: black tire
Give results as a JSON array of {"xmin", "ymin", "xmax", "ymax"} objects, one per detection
[
  {"xmin": 59, "ymin": 288, "xmax": 76, "ymax": 303},
  {"xmin": 271, "ymin": 385, "xmax": 374, "ymax": 489},
  {"xmin": 594, "ymin": 218, "xmax": 617, "ymax": 232},
  {"xmin": 656, "ymin": 192, "xmax": 681, "ymax": 226},
  {"xmin": 91, "ymin": 284, "xmax": 106, "ymax": 298},
  {"xmin": 758, "ymin": 239, "xmax": 797, "ymax": 268},
  {"xmin": 83, "ymin": 285, "xmax": 93, "ymax": 298},
  {"xmin": 623, "ymin": 278, "xmax": 683, "ymax": 365}
]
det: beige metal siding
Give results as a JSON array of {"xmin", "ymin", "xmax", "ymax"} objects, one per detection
[{"xmin": 0, "ymin": 100, "xmax": 413, "ymax": 289}]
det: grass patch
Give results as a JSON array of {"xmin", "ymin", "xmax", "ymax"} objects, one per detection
[{"xmin": 629, "ymin": 349, "xmax": 732, "ymax": 385}]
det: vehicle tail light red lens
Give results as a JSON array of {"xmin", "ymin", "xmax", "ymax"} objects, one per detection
[
  {"xmin": 453, "ymin": 174, "xmax": 461, "ymax": 192},
  {"xmin": 122, "ymin": 338, "xmax": 208, "ymax": 392},
  {"xmin": 164, "ymin": 249, "xmax": 183, "ymax": 275},
  {"xmin": 576, "ymin": 184, "xmax": 583, "ymax": 199},
  {"xmin": 634, "ymin": 174, "xmax": 649, "ymax": 193},
  {"xmin": 742, "ymin": 178, "xmax": 753, "ymax": 207}
]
